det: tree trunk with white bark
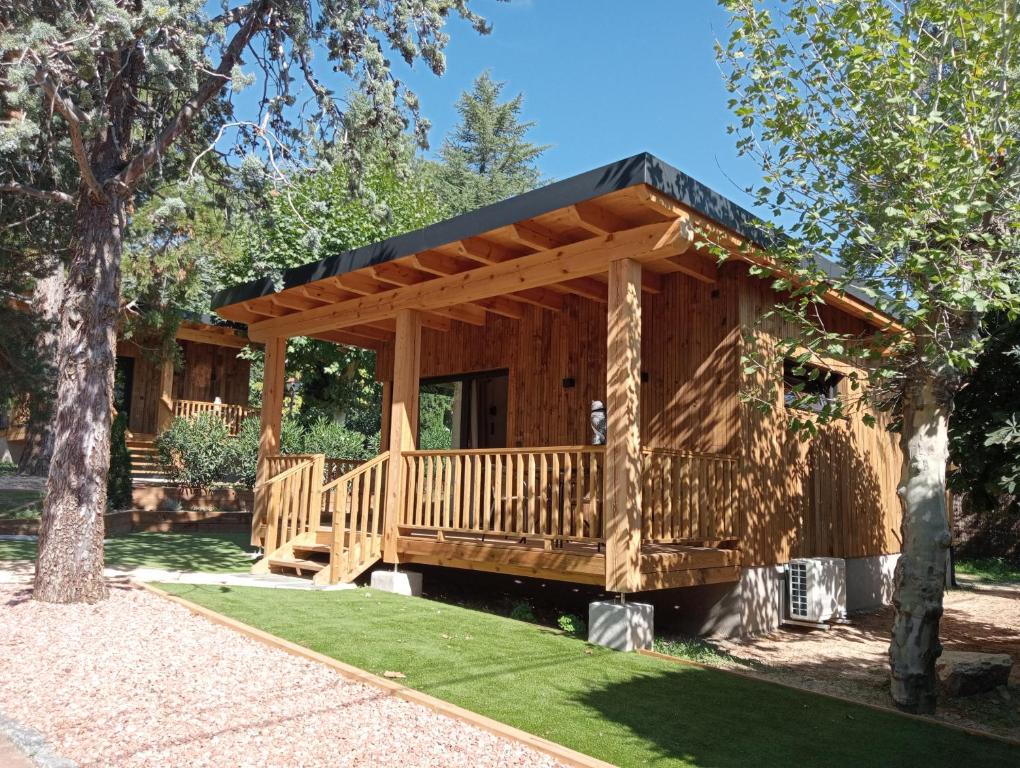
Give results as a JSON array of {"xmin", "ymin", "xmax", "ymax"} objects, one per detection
[
  {"xmin": 888, "ymin": 375, "xmax": 953, "ymax": 713},
  {"xmin": 33, "ymin": 193, "xmax": 124, "ymax": 604}
]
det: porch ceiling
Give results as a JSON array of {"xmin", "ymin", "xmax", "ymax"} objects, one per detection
[{"xmin": 213, "ymin": 153, "xmax": 891, "ymax": 348}]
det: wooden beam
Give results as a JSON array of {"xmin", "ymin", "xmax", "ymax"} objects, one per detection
[
  {"xmin": 175, "ymin": 325, "xmax": 250, "ymax": 349},
  {"xmin": 272, "ymin": 293, "xmax": 324, "ymax": 312},
  {"xmin": 454, "ymin": 237, "xmax": 518, "ymax": 264},
  {"xmin": 333, "ymin": 272, "xmax": 390, "ymax": 295},
  {"xmin": 247, "ymin": 220, "xmax": 691, "ymax": 342},
  {"xmin": 300, "ymin": 282, "xmax": 359, "ymax": 303},
  {"xmin": 372, "ymin": 262, "xmax": 431, "ymax": 287},
  {"xmin": 605, "ymin": 258, "xmax": 643, "ymax": 593},
  {"xmin": 509, "ymin": 220, "xmax": 570, "ymax": 250},
  {"xmin": 383, "ymin": 310, "xmax": 421, "ymax": 563},
  {"xmin": 311, "ymin": 329, "xmax": 386, "ymax": 350},
  {"xmin": 432, "ymin": 302, "xmax": 487, "ymax": 326},
  {"xmin": 254, "ymin": 337, "xmax": 286, "ymax": 548},
  {"xmin": 567, "ymin": 200, "xmax": 632, "ymax": 236},
  {"xmin": 474, "ymin": 296, "xmax": 525, "ymax": 320},
  {"xmin": 411, "ymin": 250, "xmax": 474, "ymax": 276},
  {"xmin": 659, "ymin": 253, "xmax": 718, "ymax": 284},
  {"xmin": 243, "ymin": 300, "xmax": 281, "ymax": 318},
  {"xmin": 554, "ymin": 277, "xmax": 608, "ymax": 303},
  {"xmin": 510, "ymin": 288, "xmax": 563, "ymax": 312}
]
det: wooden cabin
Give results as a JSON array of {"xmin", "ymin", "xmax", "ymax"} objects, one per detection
[
  {"xmin": 212, "ymin": 153, "xmax": 903, "ymax": 636},
  {"xmin": 1, "ymin": 316, "xmax": 256, "ymax": 482}
]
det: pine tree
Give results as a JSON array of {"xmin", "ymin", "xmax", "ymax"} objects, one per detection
[
  {"xmin": 1, "ymin": 0, "xmax": 492, "ymax": 603},
  {"xmin": 437, "ymin": 72, "xmax": 548, "ymax": 213}
]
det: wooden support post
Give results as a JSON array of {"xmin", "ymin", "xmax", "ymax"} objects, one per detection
[
  {"xmin": 605, "ymin": 258, "xmax": 643, "ymax": 593},
  {"xmin": 254, "ymin": 336, "xmax": 286, "ymax": 547},
  {"xmin": 155, "ymin": 357, "xmax": 175, "ymax": 434},
  {"xmin": 383, "ymin": 310, "xmax": 421, "ymax": 563},
  {"xmin": 379, "ymin": 380, "xmax": 393, "ymax": 452}
]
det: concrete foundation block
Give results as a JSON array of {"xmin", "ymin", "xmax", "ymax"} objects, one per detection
[
  {"xmin": 370, "ymin": 569, "xmax": 422, "ymax": 596},
  {"xmin": 588, "ymin": 600, "xmax": 654, "ymax": 651}
]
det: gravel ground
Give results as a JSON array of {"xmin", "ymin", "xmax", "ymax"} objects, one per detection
[
  {"xmin": 712, "ymin": 580, "xmax": 1020, "ymax": 740},
  {"xmin": 0, "ymin": 583, "xmax": 564, "ymax": 768}
]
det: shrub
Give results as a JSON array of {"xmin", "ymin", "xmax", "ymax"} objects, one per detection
[
  {"xmin": 155, "ymin": 413, "xmax": 233, "ymax": 488},
  {"xmin": 509, "ymin": 600, "xmax": 536, "ymax": 623},
  {"xmin": 303, "ymin": 416, "xmax": 369, "ymax": 459},
  {"xmin": 556, "ymin": 613, "xmax": 587, "ymax": 637},
  {"xmin": 107, "ymin": 411, "xmax": 133, "ymax": 509},
  {"xmin": 228, "ymin": 415, "xmax": 308, "ymax": 489}
]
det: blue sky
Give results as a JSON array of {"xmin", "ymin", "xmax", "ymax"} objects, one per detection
[{"xmin": 232, "ymin": 0, "xmax": 764, "ymax": 214}]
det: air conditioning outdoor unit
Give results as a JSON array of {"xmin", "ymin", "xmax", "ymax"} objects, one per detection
[{"xmin": 786, "ymin": 557, "xmax": 847, "ymax": 625}]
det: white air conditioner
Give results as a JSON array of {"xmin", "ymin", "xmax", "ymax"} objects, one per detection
[{"xmin": 786, "ymin": 557, "xmax": 847, "ymax": 624}]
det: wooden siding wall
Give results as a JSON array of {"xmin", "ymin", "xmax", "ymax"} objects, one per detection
[
  {"xmin": 173, "ymin": 340, "xmax": 251, "ymax": 407},
  {"xmin": 118, "ymin": 340, "xmax": 251, "ymax": 435},
  {"xmin": 376, "ymin": 266, "xmax": 741, "ymax": 454},
  {"xmin": 375, "ymin": 261, "xmax": 902, "ymax": 568},
  {"xmin": 736, "ymin": 265, "xmax": 903, "ymax": 566}
]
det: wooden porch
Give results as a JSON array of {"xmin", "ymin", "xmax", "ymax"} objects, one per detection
[{"xmin": 255, "ymin": 445, "xmax": 740, "ymax": 591}]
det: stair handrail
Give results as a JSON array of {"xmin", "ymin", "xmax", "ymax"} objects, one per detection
[
  {"xmin": 321, "ymin": 452, "xmax": 389, "ymax": 584},
  {"xmin": 259, "ymin": 454, "xmax": 324, "ymax": 556}
]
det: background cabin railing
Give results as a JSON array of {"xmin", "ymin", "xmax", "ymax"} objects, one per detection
[
  {"xmin": 325, "ymin": 456, "xmax": 366, "ymax": 483},
  {"xmin": 172, "ymin": 398, "xmax": 257, "ymax": 435},
  {"xmin": 640, "ymin": 447, "xmax": 739, "ymax": 543},
  {"xmin": 258, "ymin": 454, "xmax": 324, "ymax": 554},
  {"xmin": 322, "ymin": 454, "xmax": 389, "ymax": 583},
  {"xmin": 400, "ymin": 447, "xmax": 606, "ymax": 544}
]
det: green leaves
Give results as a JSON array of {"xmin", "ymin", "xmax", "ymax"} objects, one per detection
[{"xmin": 718, "ymin": 0, "xmax": 1020, "ymax": 435}]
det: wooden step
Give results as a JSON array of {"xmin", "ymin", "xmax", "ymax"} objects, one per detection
[
  {"xmin": 292, "ymin": 542, "xmax": 330, "ymax": 555},
  {"xmin": 268, "ymin": 557, "xmax": 326, "ymax": 574}
]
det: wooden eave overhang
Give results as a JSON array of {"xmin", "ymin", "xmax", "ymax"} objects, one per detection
[{"xmin": 212, "ymin": 152, "xmax": 897, "ymax": 348}]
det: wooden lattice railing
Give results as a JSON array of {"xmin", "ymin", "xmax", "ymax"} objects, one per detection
[
  {"xmin": 172, "ymin": 399, "xmax": 257, "ymax": 435},
  {"xmin": 640, "ymin": 448, "xmax": 739, "ymax": 543},
  {"xmin": 400, "ymin": 447, "xmax": 606, "ymax": 544},
  {"xmin": 322, "ymin": 454, "xmax": 389, "ymax": 583}
]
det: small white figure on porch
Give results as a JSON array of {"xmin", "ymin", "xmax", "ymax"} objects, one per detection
[{"xmin": 590, "ymin": 400, "xmax": 606, "ymax": 445}]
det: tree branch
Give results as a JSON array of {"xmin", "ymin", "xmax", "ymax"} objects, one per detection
[
  {"xmin": 0, "ymin": 182, "xmax": 75, "ymax": 206},
  {"xmin": 115, "ymin": 0, "xmax": 271, "ymax": 191},
  {"xmin": 33, "ymin": 66, "xmax": 105, "ymax": 201}
]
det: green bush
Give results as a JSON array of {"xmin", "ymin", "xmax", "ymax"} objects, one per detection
[
  {"xmin": 556, "ymin": 613, "xmax": 587, "ymax": 637},
  {"xmin": 509, "ymin": 601, "xmax": 536, "ymax": 623},
  {"xmin": 302, "ymin": 416, "xmax": 369, "ymax": 459},
  {"xmin": 107, "ymin": 411, "xmax": 133, "ymax": 509},
  {"xmin": 156, "ymin": 413, "xmax": 233, "ymax": 488}
]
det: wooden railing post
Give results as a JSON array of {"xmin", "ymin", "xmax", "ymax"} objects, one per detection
[
  {"xmin": 383, "ymin": 309, "xmax": 421, "ymax": 563},
  {"xmin": 254, "ymin": 337, "xmax": 286, "ymax": 547},
  {"xmin": 606, "ymin": 258, "xmax": 643, "ymax": 593},
  {"xmin": 309, "ymin": 453, "xmax": 325, "ymax": 531}
]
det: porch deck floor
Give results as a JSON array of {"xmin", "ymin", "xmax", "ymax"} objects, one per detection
[{"xmin": 395, "ymin": 529, "xmax": 741, "ymax": 591}]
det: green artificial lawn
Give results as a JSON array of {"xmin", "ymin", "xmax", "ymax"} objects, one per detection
[
  {"xmin": 0, "ymin": 532, "xmax": 255, "ymax": 573},
  {"xmin": 0, "ymin": 489, "xmax": 44, "ymax": 520},
  {"xmin": 956, "ymin": 557, "xmax": 1020, "ymax": 584},
  {"xmin": 156, "ymin": 584, "xmax": 1018, "ymax": 768}
]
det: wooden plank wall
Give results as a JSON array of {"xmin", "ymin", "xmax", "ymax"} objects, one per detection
[
  {"xmin": 736, "ymin": 265, "xmax": 903, "ymax": 566},
  {"xmin": 375, "ymin": 261, "xmax": 902, "ymax": 567},
  {"xmin": 119, "ymin": 339, "xmax": 251, "ymax": 435},
  {"xmin": 376, "ymin": 266, "xmax": 741, "ymax": 454},
  {"xmin": 173, "ymin": 340, "xmax": 251, "ymax": 406}
]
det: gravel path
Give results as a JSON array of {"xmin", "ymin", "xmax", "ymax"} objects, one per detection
[{"xmin": 0, "ymin": 583, "xmax": 563, "ymax": 768}]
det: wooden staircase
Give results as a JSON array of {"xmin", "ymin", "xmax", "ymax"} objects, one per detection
[
  {"xmin": 253, "ymin": 454, "xmax": 389, "ymax": 585},
  {"xmin": 127, "ymin": 437, "xmax": 168, "ymax": 484}
]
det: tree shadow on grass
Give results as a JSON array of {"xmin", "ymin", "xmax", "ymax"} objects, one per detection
[
  {"xmin": 575, "ymin": 662, "xmax": 1020, "ymax": 768},
  {"xmin": 104, "ymin": 532, "xmax": 256, "ymax": 572}
]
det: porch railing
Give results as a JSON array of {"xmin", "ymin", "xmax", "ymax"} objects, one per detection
[
  {"xmin": 258, "ymin": 454, "xmax": 324, "ymax": 555},
  {"xmin": 400, "ymin": 447, "xmax": 606, "ymax": 544},
  {"xmin": 172, "ymin": 399, "xmax": 257, "ymax": 435},
  {"xmin": 322, "ymin": 454, "xmax": 389, "ymax": 583},
  {"xmin": 640, "ymin": 447, "xmax": 739, "ymax": 543}
]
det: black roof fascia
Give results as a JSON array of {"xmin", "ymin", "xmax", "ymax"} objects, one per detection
[{"xmin": 211, "ymin": 152, "xmax": 874, "ymax": 311}]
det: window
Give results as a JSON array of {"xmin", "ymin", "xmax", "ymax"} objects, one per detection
[{"xmin": 783, "ymin": 359, "xmax": 842, "ymax": 412}]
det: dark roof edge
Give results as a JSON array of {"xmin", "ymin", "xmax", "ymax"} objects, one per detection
[{"xmin": 211, "ymin": 152, "xmax": 875, "ymax": 311}]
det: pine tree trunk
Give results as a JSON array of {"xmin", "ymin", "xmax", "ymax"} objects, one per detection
[
  {"xmin": 33, "ymin": 193, "xmax": 124, "ymax": 604},
  {"xmin": 888, "ymin": 375, "xmax": 952, "ymax": 713},
  {"xmin": 17, "ymin": 263, "xmax": 66, "ymax": 477}
]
